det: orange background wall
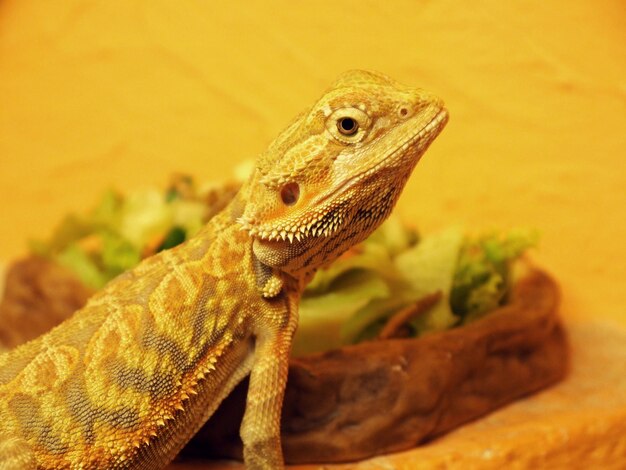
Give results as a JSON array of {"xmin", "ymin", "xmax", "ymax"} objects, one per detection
[{"xmin": 0, "ymin": 0, "xmax": 624, "ymax": 325}]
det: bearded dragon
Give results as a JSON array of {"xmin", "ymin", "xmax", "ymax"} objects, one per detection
[{"xmin": 0, "ymin": 70, "xmax": 448, "ymax": 469}]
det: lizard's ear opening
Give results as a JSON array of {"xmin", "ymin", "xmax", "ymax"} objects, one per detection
[{"xmin": 280, "ymin": 182, "xmax": 300, "ymax": 206}]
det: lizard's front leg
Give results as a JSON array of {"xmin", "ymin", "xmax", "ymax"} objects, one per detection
[{"xmin": 240, "ymin": 303, "xmax": 297, "ymax": 470}]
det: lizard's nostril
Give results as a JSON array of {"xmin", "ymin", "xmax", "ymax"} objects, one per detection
[
  {"xmin": 399, "ymin": 106, "xmax": 410, "ymax": 118},
  {"xmin": 280, "ymin": 182, "xmax": 300, "ymax": 206}
]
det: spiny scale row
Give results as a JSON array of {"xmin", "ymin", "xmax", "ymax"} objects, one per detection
[
  {"xmin": 109, "ymin": 356, "xmax": 220, "ymax": 458},
  {"xmin": 238, "ymin": 212, "xmax": 344, "ymax": 242}
]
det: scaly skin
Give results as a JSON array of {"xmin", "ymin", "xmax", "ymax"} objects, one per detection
[{"xmin": 0, "ymin": 70, "xmax": 448, "ymax": 469}]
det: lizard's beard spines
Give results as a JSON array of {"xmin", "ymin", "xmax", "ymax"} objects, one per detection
[{"xmin": 238, "ymin": 205, "xmax": 347, "ymax": 244}]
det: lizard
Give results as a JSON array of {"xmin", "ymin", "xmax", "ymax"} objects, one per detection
[{"xmin": 0, "ymin": 70, "xmax": 448, "ymax": 469}]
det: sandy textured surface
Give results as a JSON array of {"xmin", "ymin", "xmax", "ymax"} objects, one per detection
[{"xmin": 0, "ymin": 0, "xmax": 625, "ymax": 467}]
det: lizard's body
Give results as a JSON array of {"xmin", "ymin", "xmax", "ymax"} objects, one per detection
[
  {"xmin": 0, "ymin": 71, "xmax": 448, "ymax": 469},
  {"xmin": 0, "ymin": 210, "xmax": 291, "ymax": 468}
]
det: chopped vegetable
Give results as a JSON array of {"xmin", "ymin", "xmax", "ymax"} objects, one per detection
[
  {"xmin": 295, "ymin": 224, "xmax": 464, "ymax": 355},
  {"xmin": 56, "ymin": 245, "xmax": 108, "ymax": 289},
  {"xmin": 158, "ymin": 226, "xmax": 187, "ymax": 252},
  {"xmin": 101, "ymin": 231, "xmax": 141, "ymax": 278},
  {"xmin": 294, "ymin": 223, "xmax": 536, "ymax": 355},
  {"xmin": 394, "ymin": 226, "xmax": 464, "ymax": 333},
  {"xmin": 293, "ymin": 271, "xmax": 390, "ymax": 356},
  {"xmin": 32, "ymin": 176, "xmax": 209, "ymax": 288},
  {"xmin": 450, "ymin": 229, "xmax": 538, "ymax": 323}
]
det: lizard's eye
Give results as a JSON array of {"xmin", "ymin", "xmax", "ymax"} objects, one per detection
[
  {"xmin": 280, "ymin": 182, "xmax": 300, "ymax": 206},
  {"xmin": 326, "ymin": 107, "xmax": 370, "ymax": 144},
  {"xmin": 337, "ymin": 117, "xmax": 358, "ymax": 136}
]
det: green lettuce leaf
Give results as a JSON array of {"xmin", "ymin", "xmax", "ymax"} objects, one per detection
[
  {"xmin": 293, "ymin": 271, "xmax": 390, "ymax": 356},
  {"xmin": 118, "ymin": 190, "xmax": 173, "ymax": 248},
  {"xmin": 392, "ymin": 226, "xmax": 464, "ymax": 333},
  {"xmin": 101, "ymin": 231, "xmax": 142, "ymax": 278},
  {"xmin": 296, "ymin": 222, "xmax": 464, "ymax": 353},
  {"xmin": 33, "ymin": 181, "xmax": 207, "ymax": 288},
  {"xmin": 55, "ymin": 245, "xmax": 108, "ymax": 289}
]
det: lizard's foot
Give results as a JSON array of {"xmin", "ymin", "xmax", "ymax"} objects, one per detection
[{"xmin": 243, "ymin": 436, "xmax": 284, "ymax": 470}]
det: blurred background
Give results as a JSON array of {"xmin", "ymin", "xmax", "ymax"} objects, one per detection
[{"xmin": 0, "ymin": 0, "xmax": 624, "ymax": 329}]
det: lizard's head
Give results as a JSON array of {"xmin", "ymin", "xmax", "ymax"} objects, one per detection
[{"xmin": 239, "ymin": 70, "xmax": 448, "ymax": 278}]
